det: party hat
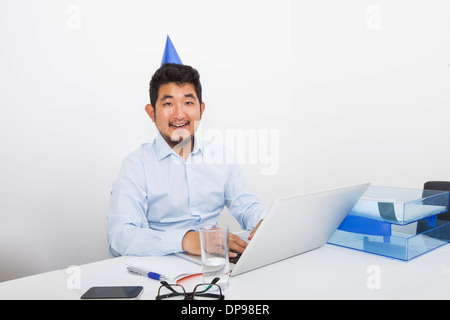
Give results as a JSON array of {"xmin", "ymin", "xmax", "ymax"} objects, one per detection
[{"xmin": 160, "ymin": 35, "xmax": 183, "ymax": 66}]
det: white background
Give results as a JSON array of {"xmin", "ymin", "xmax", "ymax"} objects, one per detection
[{"xmin": 0, "ymin": 0, "xmax": 449, "ymax": 282}]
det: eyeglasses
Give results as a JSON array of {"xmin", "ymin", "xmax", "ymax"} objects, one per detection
[{"xmin": 156, "ymin": 277, "xmax": 224, "ymax": 300}]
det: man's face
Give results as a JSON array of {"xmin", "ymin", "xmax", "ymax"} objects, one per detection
[{"xmin": 146, "ymin": 82, "xmax": 205, "ymax": 150}]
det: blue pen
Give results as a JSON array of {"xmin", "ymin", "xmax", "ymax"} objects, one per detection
[{"xmin": 127, "ymin": 266, "xmax": 167, "ymax": 281}]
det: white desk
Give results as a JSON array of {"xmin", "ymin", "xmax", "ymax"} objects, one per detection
[{"xmin": 1, "ymin": 244, "xmax": 450, "ymax": 300}]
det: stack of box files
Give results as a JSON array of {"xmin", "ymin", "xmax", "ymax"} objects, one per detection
[{"xmin": 328, "ymin": 186, "xmax": 450, "ymax": 260}]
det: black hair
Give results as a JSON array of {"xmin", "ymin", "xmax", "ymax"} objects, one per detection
[{"xmin": 149, "ymin": 63, "xmax": 202, "ymax": 107}]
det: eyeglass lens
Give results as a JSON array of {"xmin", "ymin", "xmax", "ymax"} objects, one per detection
[
  {"xmin": 158, "ymin": 283, "xmax": 186, "ymax": 300},
  {"xmin": 193, "ymin": 283, "xmax": 222, "ymax": 300}
]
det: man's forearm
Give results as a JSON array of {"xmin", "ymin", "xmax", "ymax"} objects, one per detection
[{"xmin": 181, "ymin": 230, "xmax": 201, "ymax": 255}]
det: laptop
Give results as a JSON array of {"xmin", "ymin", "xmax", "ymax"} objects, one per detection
[{"xmin": 176, "ymin": 182, "xmax": 370, "ymax": 276}]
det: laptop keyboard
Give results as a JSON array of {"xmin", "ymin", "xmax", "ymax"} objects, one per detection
[{"xmin": 229, "ymin": 250, "xmax": 242, "ymax": 264}]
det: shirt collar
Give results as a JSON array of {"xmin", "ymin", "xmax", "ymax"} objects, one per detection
[
  {"xmin": 192, "ymin": 132, "xmax": 203, "ymax": 155},
  {"xmin": 154, "ymin": 132, "xmax": 203, "ymax": 161}
]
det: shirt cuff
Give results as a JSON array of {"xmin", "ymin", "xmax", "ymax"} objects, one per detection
[{"xmin": 160, "ymin": 228, "xmax": 193, "ymax": 254}]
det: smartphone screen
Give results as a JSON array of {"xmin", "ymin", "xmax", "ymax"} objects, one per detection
[{"xmin": 80, "ymin": 286, "xmax": 143, "ymax": 300}]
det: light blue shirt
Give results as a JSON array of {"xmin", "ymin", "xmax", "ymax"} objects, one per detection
[{"xmin": 107, "ymin": 133, "xmax": 267, "ymax": 257}]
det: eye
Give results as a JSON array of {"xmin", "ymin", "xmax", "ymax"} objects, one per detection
[
  {"xmin": 163, "ymin": 102, "xmax": 173, "ymax": 107},
  {"xmin": 185, "ymin": 101, "xmax": 194, "ymax": 106}
]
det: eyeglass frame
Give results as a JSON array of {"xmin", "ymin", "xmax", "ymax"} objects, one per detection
[{"xmin": 156, "ymin": 277, "xmax": 224, "ymax": 300}]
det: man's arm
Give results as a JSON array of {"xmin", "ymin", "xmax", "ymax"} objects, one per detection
[
  {"xmin": 181, "ymin": 230, "xmax": 249, "ymax": 257},
  {"xmin": 181, "ymin": 230, "xmax": 201, "ymax": 255},
  {"xmin": 107, "ymin": 154, "xmax": 188, "ymax": 257},
  {"xmin": 248, "ymin": 220, "xmax": 263, "ymax": 241},
  {"xmin": 224, "ymin": 162, "xmax": 267, "ymax": 233}
]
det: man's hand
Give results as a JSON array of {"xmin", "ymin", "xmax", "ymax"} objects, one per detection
[{"xmin": 229, "ymin": 233, "xmax": 248, "ymax": 258}]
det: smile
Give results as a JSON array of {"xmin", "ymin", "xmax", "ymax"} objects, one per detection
[{"xmin": 170, "ymin": 121, "xmax": 189, "ymax": 129}]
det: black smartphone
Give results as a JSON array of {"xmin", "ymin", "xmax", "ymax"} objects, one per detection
[{"xmin": 80, "ymin": 286, "xmax": 143, "ymax": 300}]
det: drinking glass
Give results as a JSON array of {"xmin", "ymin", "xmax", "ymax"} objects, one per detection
[{"xmin": 198, "ymin": 224, "xmax": 229, "ymax": 290}]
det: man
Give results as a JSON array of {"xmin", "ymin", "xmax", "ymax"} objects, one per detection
[{"xmin": 107, "ymin": 62, "xmax": 266, "ymax": 257}]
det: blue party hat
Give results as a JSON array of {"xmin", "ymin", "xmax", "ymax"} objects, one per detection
[{"xmin": 161, "ymin": 35, "xmax": 183, "ymax": 66}]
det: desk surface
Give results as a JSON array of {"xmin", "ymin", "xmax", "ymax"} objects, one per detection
[{"xmin": 1, "ymin": 244, "xmax": 450, "ymax": 300}]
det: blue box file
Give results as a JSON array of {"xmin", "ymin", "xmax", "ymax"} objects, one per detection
[{"xmin": 328, "ymin": 186, "xmax": 450, "ymax": 260}]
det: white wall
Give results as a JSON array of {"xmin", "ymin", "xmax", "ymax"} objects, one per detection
[{"xmin": 1, "ymin": 0, "xmax": 449, "ymax": 282}]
